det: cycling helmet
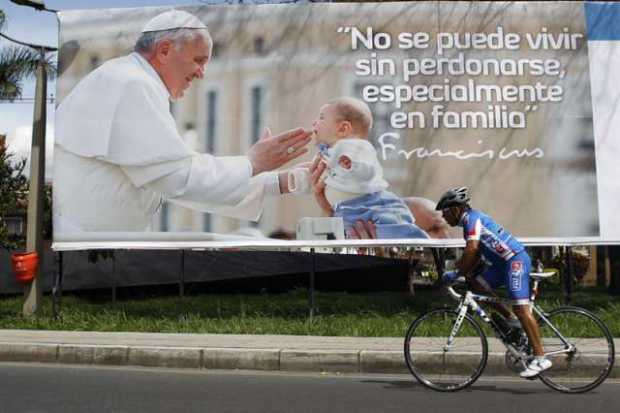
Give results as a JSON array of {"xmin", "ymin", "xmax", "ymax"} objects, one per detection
[{"xmin": 435, "ymin": 187, "xmax": 471, "ymax": 210}]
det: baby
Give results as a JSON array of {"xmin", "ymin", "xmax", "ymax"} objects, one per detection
[{"xmin": 289, "ymin": 97, "xmax": 429, "ymax": 239}]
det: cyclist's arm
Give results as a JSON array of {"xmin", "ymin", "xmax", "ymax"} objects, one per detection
[{"xmin": 458, "ymin": 239, "xmax": 481, "ymax": 278}]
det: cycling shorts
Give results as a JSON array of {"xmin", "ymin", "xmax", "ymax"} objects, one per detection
[{"xmin": 475, "ymin": 250, "xmax": 531, "ymax": 305}]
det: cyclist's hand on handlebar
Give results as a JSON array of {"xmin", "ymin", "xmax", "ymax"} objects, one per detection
[{"xmin": 441, "ymin": 270, "xmax": 460, "ymax": 285}]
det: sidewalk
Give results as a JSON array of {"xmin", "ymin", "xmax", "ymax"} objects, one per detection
[{"xmin": 0, "ymin": 329, "xmax": 618, "ymax": 378}]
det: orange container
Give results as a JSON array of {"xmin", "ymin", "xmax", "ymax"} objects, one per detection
[{"xmin": 11, "ymin": 251, "xmax": 39, "ymax": 283}]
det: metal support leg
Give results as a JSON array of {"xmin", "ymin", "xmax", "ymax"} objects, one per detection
[
  {"xmin": 431, "ymin": 248, "xmax": 445, "ymax": 279},
  {"xmin": 604, "ymin": 245, "xmax": 611, "ymax": 289},
  {"xmin": 180, "ymin": 250, "xmax": 185, "ymax": 297},
  {"xmin": 52, "ymin": 251, "xmax": 63, "ymax": 320},
  {"xmin": 111, "ymin": 253, "xmax": 117, "ymax": 304},
  {"xmin": 309, "ymin": 248, "xmax": 316, "ymax": 320},
  {"xmin": 407, "ymin": 247, "xmax": 416, "ymax": 296},
  {"xmin": 565, "ymin": 246, "xmax": 573, "ymax": 304}
]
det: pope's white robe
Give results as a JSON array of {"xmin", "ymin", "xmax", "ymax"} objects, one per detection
[{"xmin": 54, "ymin": 52, "xmax": 273, "ymax": 232}]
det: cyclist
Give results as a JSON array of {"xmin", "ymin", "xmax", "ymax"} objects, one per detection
[{"xmin": 436, "ymin": 187, "xmax": 552, "ymax": 378}]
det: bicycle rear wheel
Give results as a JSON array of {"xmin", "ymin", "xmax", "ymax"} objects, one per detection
[
  {"xmin": 537, "ymin": 306, "xmax": 615, "ymax": 393},
  {"xmin": 404, "ymin": 308, "xmax": 488, "ymax": 391}
]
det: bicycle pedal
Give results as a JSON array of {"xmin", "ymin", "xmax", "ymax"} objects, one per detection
[{"xmin": 524, "ymin": 375, "xmax": 539, "ymax": 381}]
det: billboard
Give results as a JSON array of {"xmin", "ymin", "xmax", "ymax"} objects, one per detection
[{"xmin": 52, "ymin": 1, "xmax": 620, "ymax": 249}]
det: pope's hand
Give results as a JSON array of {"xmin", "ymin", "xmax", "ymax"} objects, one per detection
[{"xmin": 248, "ymin": 127, "xmax": 312, "ymax": 176}]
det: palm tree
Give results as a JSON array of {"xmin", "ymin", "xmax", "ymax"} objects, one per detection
[{"xmin": 0, "ymin": 9, "xmax": 54, "ymax": 101}]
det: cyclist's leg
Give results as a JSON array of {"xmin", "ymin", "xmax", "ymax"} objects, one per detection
[
  {"xmin": 471, "ymin": 265, "xmax": 513, "ymax": 319},
  {"xmin": 507, "ymin": 253, "xmax": 544, "ymax": 356},
  {"xmin": 514, "ymin": 306, "xmax": 543, "ymax": 355}
]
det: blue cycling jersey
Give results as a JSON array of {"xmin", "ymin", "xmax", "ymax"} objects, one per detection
[{"xmin": 460, "ymin": 208, "xmax": 524, "ymax": 268}]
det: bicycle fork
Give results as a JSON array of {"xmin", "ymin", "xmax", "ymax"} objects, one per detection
[
  {"xmin": 444, "ymin": 292, "xmax": 482, "ymax": 352},
  {"xmin": 444, "ymin": 302, "xmax": 469, "ymax": 352}
]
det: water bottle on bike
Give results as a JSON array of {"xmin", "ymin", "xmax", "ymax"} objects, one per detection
[{"xmin": 491, "ymin": 312, "xmax": 527, "ymax": 347}]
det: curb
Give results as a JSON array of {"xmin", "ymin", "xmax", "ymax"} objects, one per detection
[{"xmin": 1, "ymin": 342, "xmax": 617, "ymax": 378}]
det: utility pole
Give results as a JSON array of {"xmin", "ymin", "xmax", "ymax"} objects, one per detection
[
  {"xmin": 22, "ymin": 49, "xmax": 47, "ymax": 316},
  {"xmin": 6, "ymin": 0, "xmax": 57, "ymax": 316}
]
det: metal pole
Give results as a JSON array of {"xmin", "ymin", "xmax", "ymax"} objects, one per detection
[
  {"xmin": 52, "ymin": 251, "xmax": 63, "ymax": 319},
  {"xmin": 565, "ymin": 246, "xmax": 573, "ymax": 304},
  {"xmin": 604, "ymin": 245, "xmax": 611, "ymax": 288},
  {"xmin": 22, "ymin": 51, "xmax": 47, "ymax": 317},
  {"xmin": 309, "ymin": 248, "xmax": 316, "ymax": 320},
  {"xmin": 180, "ymin": 250, "xmax": 185, "ymax": 297},
  {"xmin": 111, "ymin": 253, "xmax": 117, "ymax": 304},
  {"xmin": 431, "ymin": 248, "xmax": 444, "ymax": 276}
]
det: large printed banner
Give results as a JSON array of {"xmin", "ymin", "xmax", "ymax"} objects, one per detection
[{"xmin": 52, "ymin": 1, "xmax": 620, "ymax": 249}]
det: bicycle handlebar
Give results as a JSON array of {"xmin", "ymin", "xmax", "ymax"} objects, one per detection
[
  {"xmin": 443, "ymin": 276, "xmax": 467, "ymax": 301},
  {"xmin": 445, "ymin": 285, "xmax": 463, "ymax": 301}
]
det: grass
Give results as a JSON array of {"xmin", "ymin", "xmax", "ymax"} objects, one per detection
[{"xmin": 0, "ymin": 286, "xmax": 619, "ymax": 337}]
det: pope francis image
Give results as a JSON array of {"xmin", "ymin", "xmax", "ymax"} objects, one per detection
[{"xmin": 53, "ymin": 10, "xmax": 312, "ymax": 233}]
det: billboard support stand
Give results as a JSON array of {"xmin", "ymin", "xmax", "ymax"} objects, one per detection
[
  {"xmin": 565, "ymin": 246, "xmax": 574, "ymax": 303},
  {"xmin": 431, "ymin": 248, "xmax": 445, "ymax": 277},
  {"xmin": 309, "ymin": 248, "xmax": 316, "ymax": 320},
  {"xmin": 111, "ymin": 254, "xmax": 117, "ymax": 304},
  {"xmin": 601, "ymin": 246, "xmax": 611, "ymax": 288},
  {"xmin": 52, "ymin": 251, "xmax": 63, "ymax": 319},
  {"xmin": 179, "ymin": 250, "xmax": 185, "ymax": 298}
]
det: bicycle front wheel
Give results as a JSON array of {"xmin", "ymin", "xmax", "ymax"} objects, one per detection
[
  {"xmin": 537, "ymin": 306, "xmax": 615, "ymax": 393},
  {"xmin": 404, "ymin": 308, "xmax": 488, "ymax": 392}
]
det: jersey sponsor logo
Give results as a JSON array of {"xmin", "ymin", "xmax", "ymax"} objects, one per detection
[
  {"xmin": 510, "ymin": 260, "xmax": 523, "ymax": 291},
  {"xmin": 480, "ymin": 228, "xmax": 514, "ymax": 260},
  {"xmin": 492, "ymin": 239, "xmax": 507, "ymax": 254}
]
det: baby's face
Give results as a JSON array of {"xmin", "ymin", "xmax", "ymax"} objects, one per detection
[{"xmin": 312, "ymin": 104, "xmax": 342, "ymax": 147}]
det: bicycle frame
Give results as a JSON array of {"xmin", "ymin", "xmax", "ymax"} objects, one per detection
[{"xmin": 445, "ymin": 285, "xmax": 576, "ymax": 363}]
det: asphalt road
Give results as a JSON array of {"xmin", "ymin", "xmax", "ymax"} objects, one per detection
[{"xmin": 0, "ymin": 363, "xmax": 618, "ymax": 413}]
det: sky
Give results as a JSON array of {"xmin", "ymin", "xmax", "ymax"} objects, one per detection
[{"xmin": 0, "ymin": 0, "xmax": 218, "ymax": 178}]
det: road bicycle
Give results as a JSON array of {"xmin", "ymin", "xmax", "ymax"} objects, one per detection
[{"xmin": 404, "ymin": 271, "xmax": 615, "ymax": 393}]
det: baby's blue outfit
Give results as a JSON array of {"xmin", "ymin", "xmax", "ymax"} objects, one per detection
[{"xmin": 333, "ymin": 191, "xmax": 429, "ymax": 239}]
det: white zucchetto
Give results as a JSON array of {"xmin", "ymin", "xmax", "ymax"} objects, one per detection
[{"xmin": 141, "ymin": 10, "xmax": 207, "ymax": 33}]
